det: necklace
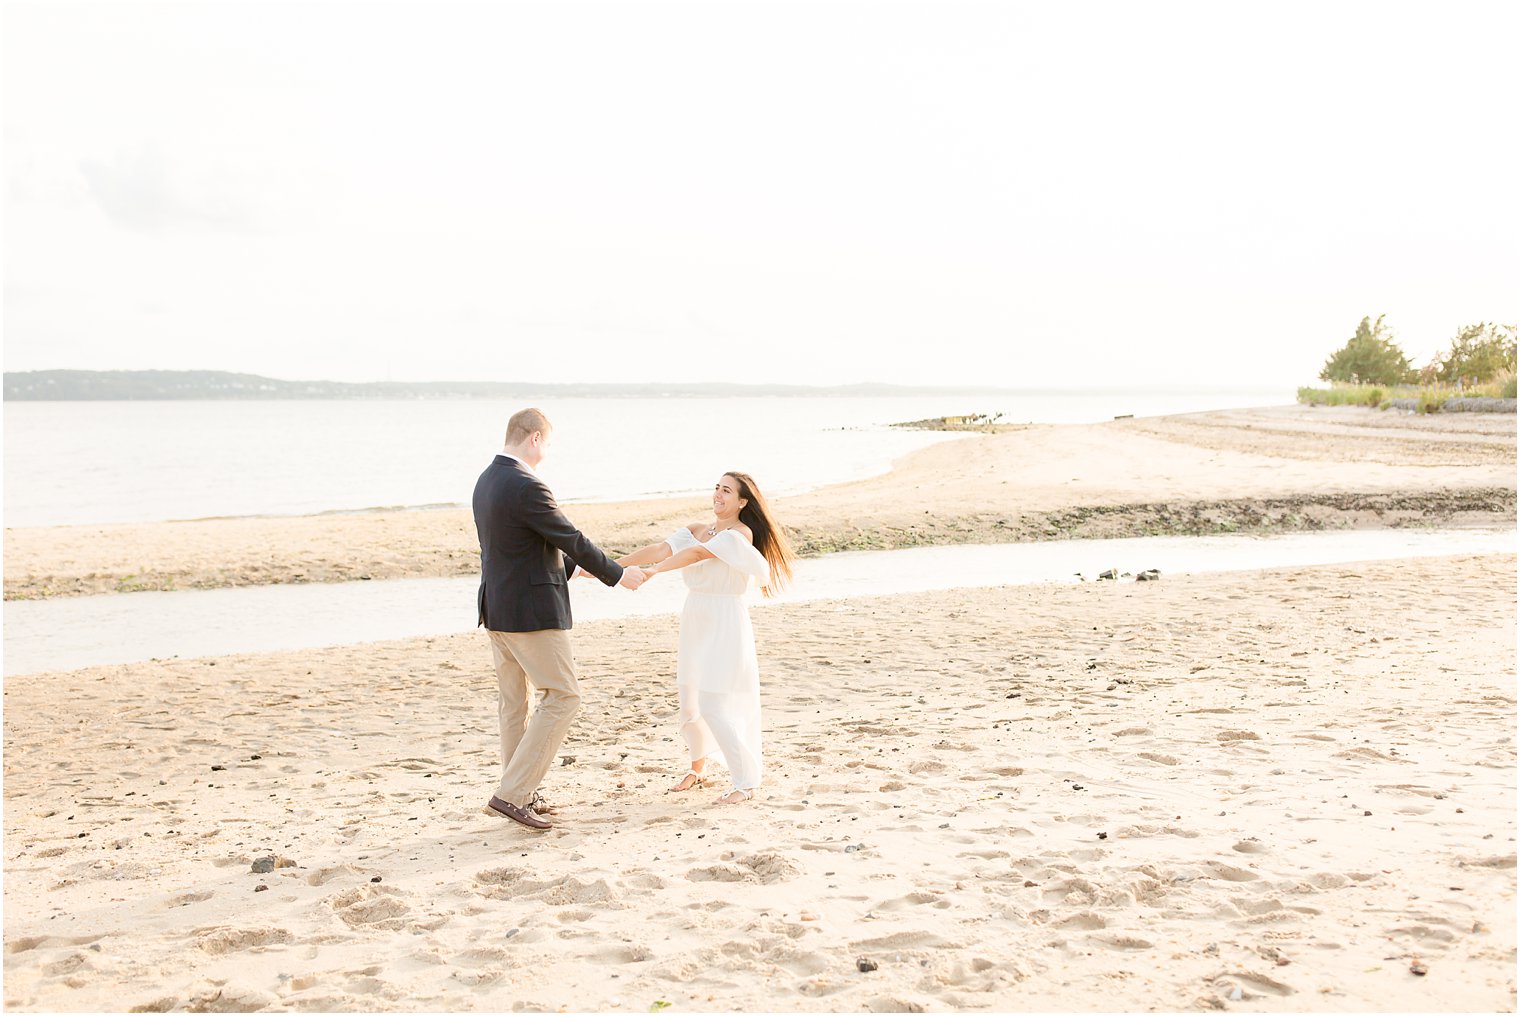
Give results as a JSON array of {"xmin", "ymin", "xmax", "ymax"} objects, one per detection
[{"xmin": 706, "ymin": 522, "xmax": 727, "ymax": 538}]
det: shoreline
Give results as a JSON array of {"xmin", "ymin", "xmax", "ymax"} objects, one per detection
[
  {"xmin": 4, "ymin": 404, "xmax": 1514, "ymax": 601},
  {"xmin": 4, "ymin": 553, "xmax": 1514, "ymax": 1012}
]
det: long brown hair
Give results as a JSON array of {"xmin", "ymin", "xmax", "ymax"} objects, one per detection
[{"xmin": 724, "ymin": 471, "xmax": 796, "ymax": 598}]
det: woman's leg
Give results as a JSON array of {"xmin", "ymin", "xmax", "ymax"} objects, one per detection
[
  {"xmin": 674, "ymin": 683, "xmax": 719, "ymax": 790},
  {"xmin": 697, "ymin": 689, "xmax": 762, "ymax": 793}
]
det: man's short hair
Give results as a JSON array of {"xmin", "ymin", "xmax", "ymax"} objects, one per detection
[{"xmin": 505, "ymin": 408, "xmax": 552, "ymax": 446}]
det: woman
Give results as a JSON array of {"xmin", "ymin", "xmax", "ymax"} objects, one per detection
[{"xmin": 609, "ymin": 471, "xmax": 795, "ymax": 804}]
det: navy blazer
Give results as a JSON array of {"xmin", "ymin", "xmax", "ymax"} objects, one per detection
[{"xmin": 472, "ymin": 456, "xmax": 624, "ymax": 632}]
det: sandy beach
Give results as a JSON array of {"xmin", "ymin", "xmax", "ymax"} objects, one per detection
[
  {"xmin": 3, "ymin": 404, "xmax": 1516, "ymax": 1012},
  {"xmin": 3, "ymin": 553, "xmax": 1514, "ymax": 1012},
  {"xmin": 4, "ymin": 405, "xmax": 1514, "ymax": 601}
]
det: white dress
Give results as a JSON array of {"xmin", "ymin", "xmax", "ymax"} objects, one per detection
[{"xmin": 664, "ymin": 527, "xmax": 771, "ymax": 792}]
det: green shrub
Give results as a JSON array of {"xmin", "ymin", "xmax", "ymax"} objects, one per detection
[
  {"xmin": 1319, "ymin": 315, "xmax": 1416, "ymax": 386},
  {"xmin": 1431, "ymin": 323, "xmax": 1517, "ymax": 384}
]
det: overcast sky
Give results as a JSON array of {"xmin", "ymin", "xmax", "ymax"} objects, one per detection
[{"xmin": 4, "ymin": 0, "xmax": 1516, "ymax": 388}]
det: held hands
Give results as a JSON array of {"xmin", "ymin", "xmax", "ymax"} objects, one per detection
[{"xmin": 582, "ymin": 564, "xmax": 654, "ymax": 589}]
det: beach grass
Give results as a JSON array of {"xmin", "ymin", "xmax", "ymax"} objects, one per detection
[{"xmin": 1298, "ymin": 378, "xmax": 1516, "ymax": 410}]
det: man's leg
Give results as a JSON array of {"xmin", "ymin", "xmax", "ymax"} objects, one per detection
[
  {"xmin": 488, "ymin": 630, "xmax": 532, "ymax": 798},
  {"xmin": 496, "ymin": 629, "xmax": 581, "ymax": 806}
]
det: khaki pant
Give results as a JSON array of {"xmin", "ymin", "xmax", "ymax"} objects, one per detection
[{"xmin": 487, "ymin": 629, "xmax": 580, "ymax": 806}]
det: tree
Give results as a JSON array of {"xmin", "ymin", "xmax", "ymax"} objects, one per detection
[
  {"xmin": 1319, "ymin": 315, "xmax": 1415, "ymax": 386},
  {"xmin": 1431, "ymin": 322, "xmax": 1517, "ymax": 385}
]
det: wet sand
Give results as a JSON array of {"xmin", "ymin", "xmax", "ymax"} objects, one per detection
[{"xmin": 4, "ymin": 404, "xmax": 1515, "ymax": 601}]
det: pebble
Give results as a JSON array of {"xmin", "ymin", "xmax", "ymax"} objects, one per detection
[
  {"xmin": 1410, "ymin": 959, "xmax": 1428, "ymax": 976},
  {"xmin": 254, "ymin": 884, "xmax": 269, "ymax": 893},
  {"xmin": 1136, "ymin": 569, "xmax": 1161, "ymax": 581},
  {"xmin": 1229, "ymin": 986, "xmax": 1243, "ymax": 1001},
  {"xmin": 370, "ymin": 876, "xmax": 382, "ymax": 883},
  {"xmin": 800, "ymin": 910, "xmax": 819, "ymax": 922},
  {"xmin": 845, "ymin": 844, "xmax": 864, "ymax": 853},
  {"xmin": 856, "ymin": 957, "xmax": 878, "ymax": 972},
  {"xmin": 251, "ymin": 855, "xmax": 297, "ymax": 874}
]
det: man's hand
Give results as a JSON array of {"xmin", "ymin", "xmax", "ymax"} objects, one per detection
[{"xmin": 618, "ymin": 566, "xmax": 648, "ymax": 590}]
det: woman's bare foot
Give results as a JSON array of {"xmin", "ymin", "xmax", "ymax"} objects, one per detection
[
  {"xmin": 713, "ymin": 788, "xmax": 754, "ymax": 805},
  {"xmin": 671, "ymin": 769, "xmax": 708, "ymax": 792}
]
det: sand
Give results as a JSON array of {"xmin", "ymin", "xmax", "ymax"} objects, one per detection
[
  {"xmin": 4, "ymin": 553, "xmax": 1515, "ymax": 1013},
  {"xmin": 4, "ymin": 405, "xmax": 1515, "ymax": 600}
]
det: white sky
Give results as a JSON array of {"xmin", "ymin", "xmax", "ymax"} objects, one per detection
[{"xmin": 4, "ymin": 0, "xmax": 1516, "ymax": 388}]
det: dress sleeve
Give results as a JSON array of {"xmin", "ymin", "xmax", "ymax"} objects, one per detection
[
  {"xmin": 664, "ymin": 528, "xmax": 699, "ymax": 554},
  {"xmin": 707, "ymin": 530, "xmax": 771, "ymax": 582}
]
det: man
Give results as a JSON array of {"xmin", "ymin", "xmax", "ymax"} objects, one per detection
[{"xmin": 472, "ymin": 408, "xmax": 646, "ymax": 830}]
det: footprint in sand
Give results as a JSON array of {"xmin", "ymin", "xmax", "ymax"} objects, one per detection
[
  {"xmin": 864, "ymin": 996, "xmax": 932, "ymax": 1013},
  {"xmin": 1334, "ymin": 746, "xmax": 1407, "ymax": 763},
  {"xmin": 1458, "ymin": 853, "xmax": 1516, "ymax": 869},
  {"xmin": 327, "ymin": 885, "xmax": 413, "ymax": 929},
  {"xmin": 195, "ymin": 926, "xmax": 294, "ymax": 954},
  {"xmin": 1387, "ymin": 923, "xmax": 1458, "ymax": 944},
  {"xmin": 1215, "ymin": 971, "xmax": 1294, "ymax": 998},
  {"xmin": 687, "ymin": 851, "xmax": 804, "ymax": 885},
  {"xmin": 1114, "ymin": 823, "xmax": 1198, "ymax": 840},
  {"xmin": 1091, "ymin": 933, "xmax": 1153, "ymax": 950},
  {"xmin": 877, "ymin": 891, "xmax": 951, "ymax": 911},
  {"xmin": 592, "ymin": 941, "xmax": 653, "ymax": 964},
  {"xmin": 1204, "ymin": 861, "xmax": 1260, "ymax": 882},
  {"xmin": 1053, "ymin": 911, "xmax": 1106, "ymax": 930}
]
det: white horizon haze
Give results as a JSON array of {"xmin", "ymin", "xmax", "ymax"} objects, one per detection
[{"xmin": 4, "ymin": 0, "xmax": 1516, "ymax": 390}]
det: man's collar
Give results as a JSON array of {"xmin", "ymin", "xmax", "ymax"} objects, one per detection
[{"xmin": 499, "ymin": 452, "xmax": 536, "ymax": 475}]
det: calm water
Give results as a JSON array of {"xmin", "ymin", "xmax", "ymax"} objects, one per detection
[
  {"xmin": 4, "ymin": 528, "xmax": 1511, "ymax": 676},
  {"xmin": 3, "ymin": 390, "xmax": 1286, "ymax": 528}
]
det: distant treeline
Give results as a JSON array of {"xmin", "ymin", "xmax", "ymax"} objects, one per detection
[{"xmin": 3, "ymin": 370, "xmax": 1009, "ymax": 401}]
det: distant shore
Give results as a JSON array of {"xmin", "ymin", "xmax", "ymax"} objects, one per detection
[
  {"xmin": 2, "ymin": 368, "xmax": 1034, "ymax": 401},
  {"xmin": 4, "ymin": 404, "xmax": 1513, "ymax": 601}
]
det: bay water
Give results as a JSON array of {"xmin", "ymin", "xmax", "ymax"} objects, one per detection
[{"xmin": 3, "ymin": 389, "xmax": 1286, "ymax": 528}]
